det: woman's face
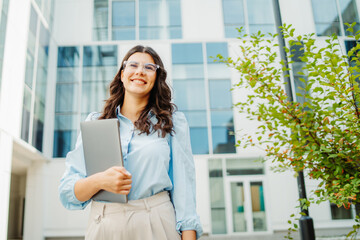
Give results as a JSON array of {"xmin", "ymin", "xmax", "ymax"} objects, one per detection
[{"xmin": 121, "ymin": 52, "xmax": 157, "ymax": 99}]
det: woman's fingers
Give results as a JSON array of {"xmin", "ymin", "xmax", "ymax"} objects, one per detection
[{"xmin": 112, "ymin": 166, "xmax": 132, "ymax": 178}]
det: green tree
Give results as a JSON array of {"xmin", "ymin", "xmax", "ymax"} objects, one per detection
[{"xmin": 216, "ymin": 24, "xmax": 360, "ymax": 238}]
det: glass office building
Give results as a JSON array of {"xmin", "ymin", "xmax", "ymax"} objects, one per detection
[{"xmin": 0, "ymin": 0, "xmax": 359, "ymax": 239}]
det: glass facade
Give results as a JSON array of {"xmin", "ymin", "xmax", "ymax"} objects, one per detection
[
  {"xmin": 312, "ymin": 0, "xmax": 360, "ymax": 36},
  {"xmin": 222, "ymin": 0, "xmax": 275, "ymax": 38},
  {"xmin": 94, "ymin": 0, "xmax": 182, "ymax": 41},
  {"xmin": 53, "ymin": 45, "xmax": 118, "ymax": 157},
  {"xmin": 172, "ymin": 42, "xmax": 235, "ymax": 155},
  {"xmin": 0, "ymin": 0, "xmax": 9, "ymax": 93},
  {"xmin": 21, "ymin": 4, "xmax": 53, "ymax": 151}
]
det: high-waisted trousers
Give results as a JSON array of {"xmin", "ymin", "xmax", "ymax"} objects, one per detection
[{"xmin": 85, "ymin": 191, "xmax": 181, "ymax": 240}]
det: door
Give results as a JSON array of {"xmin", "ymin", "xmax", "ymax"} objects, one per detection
[{"xmin": 226, "ymin": 177, "xmax": 268, "ymax": 234}]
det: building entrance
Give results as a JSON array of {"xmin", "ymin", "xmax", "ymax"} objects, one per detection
[{"xmin": 225, "ymin": 176, "xmax": 268, "ymax": 234}]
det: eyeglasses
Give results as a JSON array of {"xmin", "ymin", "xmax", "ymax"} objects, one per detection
[{"xmin": 123, "ymin": 61, "xmax": 159, "ymax": 73}]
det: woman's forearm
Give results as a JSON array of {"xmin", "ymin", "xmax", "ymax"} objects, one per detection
[
  {"xmin": 74, "ymin": 173, "xmax": 102, "ymax": 202},
  {"xmin": 181, "ymin": 230, "xmax": 196, "ymax": 240}
]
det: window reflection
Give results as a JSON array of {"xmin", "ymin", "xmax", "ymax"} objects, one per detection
[
  {"xmin": 93, "ymin": 0, "xmax": 108, "ymax": 41},
  {"xmin": 32, "ymin": 23, "xmax": 50, "ymax": 151},
  {"xmin": 209, "ymin": 159, "xmax": 227, "ymax": 234},
  {"xmin": 211, "ymin": 111, "xmax": 235, "ymax": 154},
  {"xmin": 112, "ymin": 1, "xmax": 135, "ymax": 40},
  {"xmin": 222, "ymin": 0, "xmax": 275, "ymax": 38},
  {"xmin": 54, "ymin": 46, "xmax": 80, "ymax": 157},
  {"xmin": 172, "ymin": 43, "xmax": 209, "ymax": 154},
  {"xmin": 312, "ymin": 0, "xmax": 359, "ymax": 36}
]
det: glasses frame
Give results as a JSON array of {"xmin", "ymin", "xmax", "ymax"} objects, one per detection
[{"xmin": 123, "ymin": 60, "xmax": 160, "ymax": 73}]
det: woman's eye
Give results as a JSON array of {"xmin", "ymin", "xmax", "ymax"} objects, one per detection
[
  {"xmin": 129, "ymin": 63, "xmax": 138, "ymax": 68},
  {"xmin": 145, "ymin": 65, "xmax": 154, "ymax": 71}
]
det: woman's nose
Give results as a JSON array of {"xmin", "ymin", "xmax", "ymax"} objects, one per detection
[{"xmin": 135, "ymin": 65, "xmax": 145, "ymax": 74}]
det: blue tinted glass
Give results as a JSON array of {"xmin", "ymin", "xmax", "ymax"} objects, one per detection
[
  {"xmin": 112, "ymin": 1, "xmax": 135, "ymax": 27},
  {"xmin": 139, "ymin": 1, "xmax": 161, "ymax": 27},
  {"xmin": 57, "ymin": 67, "xmax": 80, "ymax": 83},
  {"xmin": 30, "ymin": 6, "xmax": 37, "ymax": 36},
  {"xmin": 223, "ymin": 0, "xmax": 245, "ymax": 24},
  {"xmin": 139, "ymin": 27, "xmax": 163, "ymax": 40},
  {"xmin": 211, "ymin": 110, "xmax": 235, "ymax": 153},
  {"xmin": 190, "ymin": 127, "xmax": 209, "ymax": 154},
  {"xmin": 247, "ymin": 0, "xmax": 274, "ymax": 24},
  {"xmin": 173, "ymin": 79, "xmax": 206, "ymax": 110},
  {"xmin": 225, "ymin": 25, "xmax": 244, "ymax": 38},
  {"xmin": 168, "ymin": 1, "xmax": 181, "ymax": 26},
  {"xmin": 248, "ymin": 24, "xmax": 275, "ymax": 35},
  {"xmin": 172, "ymin": 64, "xmax": 204, "ymax": 79},
  {"xmin": 312, "ymin": 0, "xmax": 341, "ymax": 36},
  {"xmin": 207, "ymin": 63, "xmax": 231, "ymax": 79},
  {"xmin": 209, "ymin": 80, "xmax": 232, "ymax": 109},
  {"xmin": 53, "ymin": 130, "xmax": 78, "ymax": 157},
  {"xmin": 83, "ymin": 66, "xmax": 118, "ymax": 82},
  {"xmin": 183, "ymin": 110, "xmax": 207, "ymax": 127},
  {"xmin": 83, "ymin": 45, "xmax": 118, "ymax": 67},
  {"xmin": 169, "ymin": 26, "xmax": 182, "ymax": 39},
  {"xmin": 57, "ymin": 47, "xmax": 80, "ymax": 67},
  {"xmin": 340, "ymin": 0, "xmax": 360, "ymax": 36},
  {"xmin": 55, "ymin": 84, "xmax": 78, "ymax": 113},
  {"xmin": 53, "ymin": 114, "xmax": 78, "ymax": 157},
  {"xmin": 206, "ymin": 42, "xmax": 228, "ymax": 63},
  {"xmin": 172, "ymin": 43, "xmax": 203, "ymax": 64},
  {"xmin": 81, "ymin": 81, "xmax": 109, "ymax": 113},
  {"xmin": 112, "ymin": 28, "xmax": 136, "ymax": 40}
]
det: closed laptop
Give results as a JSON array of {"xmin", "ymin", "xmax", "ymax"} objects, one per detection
[{"xmin": 80, "ymin": 118, "xmax": 127, "ymax": 203}]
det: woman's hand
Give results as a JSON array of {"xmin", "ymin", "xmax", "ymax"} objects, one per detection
[
  {"xmin": 74, "ymin": 166, "xmax": 132, "ymax": 202},
  {"xmin": 98, "ymin": 166, "xmax": 132, "ymax": 195}
]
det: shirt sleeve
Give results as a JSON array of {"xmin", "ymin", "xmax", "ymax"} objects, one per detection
[
  {"xmin": 169, "ymin": 112, "xmax": 203, "ymax": 239},
  {"xmin": 58, "ymin": 112, "xmax": 99, "ymax": 210}
]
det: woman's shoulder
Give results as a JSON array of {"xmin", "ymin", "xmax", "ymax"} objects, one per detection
[
  {"xmin": 85, "ymin": 112, "xmax": 101, "ymax": 121},
  {"xmin": 172, "ymin": 111, "xmax": 187, "ymax": 124}
]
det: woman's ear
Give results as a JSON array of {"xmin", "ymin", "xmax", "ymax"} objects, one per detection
[{"xmin": 120, "ymin": 70, "xmax": 124, "ymax": 82}]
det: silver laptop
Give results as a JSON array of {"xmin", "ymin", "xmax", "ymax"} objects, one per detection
[{"xmin": 80, "ymin": 118, "xmax": 128, "ymax": 203}]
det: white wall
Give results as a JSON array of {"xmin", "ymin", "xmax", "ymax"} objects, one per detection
[
  {"xmin": 182, "ymin": 0, "xmax": 224, "ymax": 41},
  {"xmin": 53, "ymin": 0, "xmax": 92, "ymax": 45},
  {"xmin": 43, "ymin": 160, "xmax": 89, "ymax": 238}
]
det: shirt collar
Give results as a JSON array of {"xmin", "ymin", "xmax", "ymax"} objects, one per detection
[{"xmin": 116, "ymin": 105, "xmax": 155, "ymax": 119}]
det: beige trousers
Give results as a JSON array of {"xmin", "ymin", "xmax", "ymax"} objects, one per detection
[{"xmin": 85, "ymin": 191, "xmax": 181, "ymax": 240}]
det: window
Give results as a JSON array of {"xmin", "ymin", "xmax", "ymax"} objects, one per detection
[
  {"xmin": 93, "ymin": 0, "xmax": 182, "ymax": 41},
  {"xmin": 53, "ymin": 45, "xmax": 118, "ymax": 158},
  {"xmin": 311, "ymin": 0, "xmax": 360, "ymax": 36},
  {"xmin": 209, "ymin": 157, "xmax": 266, "ymax": 234},
  {"xmin": 290, "ymin": 42, "xmax": 309, "ymax": 105},
  {"xmin": 330, "ymin": 202, "xmax": 360, "ymax": 220},
  {"xmin": 21, "ymin": 5, "xmax": 51, "ymax": 152},
  {"xmin": 53, "ymin": 47, "xmax": 80, "ymax": 158},
  {"xmin": 171, "ymin": 42, "xmax": 236, "ymax": 155},
  {"xmin": 222, "ymin": 0, "xmax": 275, "ymax": 38},
  {"xmin": 0, "ymin": 0, "xmax": 9, "ymax": 92}
]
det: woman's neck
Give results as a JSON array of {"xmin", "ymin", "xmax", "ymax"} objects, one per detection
[{"xmin": 120, "ymin": 94, "xmax": 149, "ymax": 123}]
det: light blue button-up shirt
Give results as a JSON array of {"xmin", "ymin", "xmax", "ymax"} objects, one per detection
[{"xmin": 59, "ymin": 106, "xmax": 203, "ymax": 238}]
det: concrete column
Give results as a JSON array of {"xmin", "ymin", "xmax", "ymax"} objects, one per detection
[
  {"xmin": 23, "ymin": 162, "xmax": 45, "ymax": 240},
  {"xmin": 0, "ymin": 0, "xmax": 30, "ymax": 137},
  {"xmin": 0, "ymin": 131, "xmax": 13, "ymax": 239}
]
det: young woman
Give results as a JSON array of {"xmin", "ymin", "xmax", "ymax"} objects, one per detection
[{"xmin": 59, "ymin": 45, "xmax": 203, "ymax": 240}]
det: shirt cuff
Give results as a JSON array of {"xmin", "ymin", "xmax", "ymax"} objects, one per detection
[{"xmin": 176, "ymin": 218, "xmax": 203, "ymax": 239}]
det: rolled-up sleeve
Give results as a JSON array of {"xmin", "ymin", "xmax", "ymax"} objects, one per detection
[
  {"xmin": 58, "ymin": 112, "xmax": 98, "ymax": 210},
  {"xmin": 169, "ymin": 112, "xmax": 203, "ymax": 239}
]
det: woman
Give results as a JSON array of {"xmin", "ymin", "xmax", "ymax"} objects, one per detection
[{"xmin": 59, "ymin": 45, "xmax": 203, "ymax": 240}]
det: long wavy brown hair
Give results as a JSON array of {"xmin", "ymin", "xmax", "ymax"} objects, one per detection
[{"xmin": 99, "ymin": 45, "xmax": 176, "ymax": 137}]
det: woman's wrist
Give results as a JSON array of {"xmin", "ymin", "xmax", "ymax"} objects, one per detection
[{"xmin": 181, "ymin": 230, "xmax": 196, "ymax": 240}]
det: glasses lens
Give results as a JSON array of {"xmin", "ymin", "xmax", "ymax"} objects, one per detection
[{"xmin": 144, "ymin": 63, "xmax": 157, "ymax": 72}]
